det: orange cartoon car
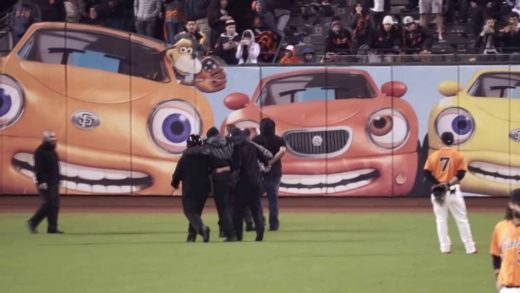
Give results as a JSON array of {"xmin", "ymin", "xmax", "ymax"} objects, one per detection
[
  {"xmin": 0, "ymin": 22, "xmax": 226, "ymax": 195},
  {"xmin": 222, "ymin": 69, "xmax": 419, "ymax": 196}
]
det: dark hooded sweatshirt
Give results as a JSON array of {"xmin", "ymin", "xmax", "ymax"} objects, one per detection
[
  {"xmin": 171, "ymin": 153, "xmax": 211, "ymax": 198},
  {"xmin": 34, "ymin": 141, "xmax": 61, "ymax": 186},
  {"xmin": 252, "ymin": 118, "xmax": 286, "ymax": 178}
]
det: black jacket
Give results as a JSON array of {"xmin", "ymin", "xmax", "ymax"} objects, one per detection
[
  {"xmin": 252, "ymin": 118, "xmax": 286, "ymax": 178},
  {"xmin": 232, "ymin": 141, "xmax": 270, "ymax": 183},
  {"xmin": 34, "ymin": 142, "xmax": 60, "ymax": 185},
  {"xmin": 171, "ymin": 153, "xmax": 211, "ymax": 198}
]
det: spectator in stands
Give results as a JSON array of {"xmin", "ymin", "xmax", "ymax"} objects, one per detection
[
  {"xmin": 369, "ymin": 15, "xmax": 401, "ymax": 62},
  {"xmin": 370, "ymin": 0, "xmax": 390, "ymax": 29},
  {"xmin": 252, "ymin": 0, "xmax": 281, "ymax": 62},
  {"xmin": 278, "ymin": 44, "xmax": 302, "ymax": 64},
  {"xmin": 33, "ymin": 0, "xmax": 66, "ymax": 21},
  {"xmin": 102, "ymin": 0, "xmax": 126, "ymax": 30},
  {"xmin": 474, "ymin": 17, "xmax": 499, "ymax": 55},
  {"xmin": 174, "ymin": 18, "xmax": 206, "ymax": 56},
  {"xmin": 350, "ymin": 2, "xmax": 375, "ymax": 56},
  {"xmin": 468, "ymin": 0, "xmax": 485, "ymax": 36},
  {"xmin": 401, "ymin": 16, "xmax": 434, "ymax": 56},
  {"xmin": 214, "ymin": 19, "xmax": 240, "ymax": 64},
  {"xmin": 9, "ymin": 0, "xmax": 41, "ymax": 45},
  {"xmin": 499, "ymin": 13, "xmax": 520, "ymax": 57},
  {"xmin": 228, "ymin": 0, "xmax": 254, "ymax": 33},
  {"xmin": 483, "ymin": 0, "xmax": 502, "ymax": 22},
  {"xmin": 134, "ymin": 0, "xmax": 161, "ymax": 38},
  {"xmin": 236, "ymin": 29, "xmax": 260, "ymax": 64},
  {"xmin": 418, "ymin": 0, "xmax": 445, "ymax": 41},
  {"xmin": 185, "ymin": 0, "xmax": 211, "ymax": 51},
  {"xmin": 64, "ymin": 0, "xmax": 87, "ymax": 23},
  {"xmin": 302, "ymin": 47, "xmax": 316, "ymax": 63},
  {"xmin": 81, "ymin": 4, "xmax": 105, "ymax": 25},
  {"xmin": 164, "ymin": 0, "xmax": 185, "ymax": 44},
  {"xmin": 252, "ymin": 0, "xmax": 281, "ymax": 36},
  {"xmin": 208, "ymin": 0, "xmax": 232, "ymax": 49},
  {"xmin": 265, "ymin": 0, "xmax": 294, "ymax": 37},
  {"xmin": 325, "ymin": 18, "xmax": 352, "ymax": 55}
]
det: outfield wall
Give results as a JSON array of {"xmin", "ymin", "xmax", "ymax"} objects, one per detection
[{"xmin": 1, "ymin": 23, "xmax": 519, "ymax": 197}]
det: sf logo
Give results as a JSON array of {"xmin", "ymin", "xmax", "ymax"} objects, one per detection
[{"xmin": 72, "ymin": 111, "xmax": 100, "ymax": 129}]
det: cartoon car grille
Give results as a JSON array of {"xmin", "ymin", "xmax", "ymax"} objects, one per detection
[{"xmin": 283, "ymin": 128, "xmax": 350, "ymax": 157}]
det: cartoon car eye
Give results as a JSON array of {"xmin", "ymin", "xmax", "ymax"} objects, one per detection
[
  {"xmin": 149, "ymin": 100, "xmax": 202, "ymax": 154},
  {"xmin": 234, "ymin": 120, "xmax": 260, "ymax": 137},
  {"xmin": 367, "ymin": 108, "xmax": 409, "ymax": 149},
  {"xmin": 0, "ymin": 75, "xmax": 24, "ymax": 128},
  {"xmin": 180, "ymin": 47, "xmax": 188, "ymax": 54},
  {"xmin": 186, "ymin": 47, "xmax": 193, "ymax": 55},
  {"xmin": 434, "ymin": 107, "xmax": 474, "ymax": 145}
]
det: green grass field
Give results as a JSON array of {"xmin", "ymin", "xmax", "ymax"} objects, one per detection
[{"xmin": 0, "ymin": 212, "xmax": 502, "ymax": 293}]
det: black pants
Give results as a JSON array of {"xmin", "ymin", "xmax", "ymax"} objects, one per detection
[
  {"xmin": 212, "ymin": 173, "xmax": 235, "ymax": 238},
  {"xmin": 183, "ymin": 195, "xmax": 208, "ymax": 236},
  {"xmin": 233, "ymin": 178, "xmax": 264, "ymax": 241},
  {"xmin": 29, "ymin": 184, "xmax": 60, "ymax": 232}
]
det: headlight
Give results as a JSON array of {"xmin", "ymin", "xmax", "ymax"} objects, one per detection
[
  {"xmin": 434, "ymin": 107, "xmax": 474, "ymax": 145},
  {"xmin": 0, "ymin": 75, "xmax": 24, "ymax": 128},
  {"xmin": 367, "ymin": 108, "xmax": 409, "ymax": 149},
  {"xmin": 149, "ymin": 100, "xmax": 202, "ymax": 153}
]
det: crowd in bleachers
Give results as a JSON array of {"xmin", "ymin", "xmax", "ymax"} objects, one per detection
[{"xmin": 7, "ymin": 0, "xmax": 520, "ymax": 63}]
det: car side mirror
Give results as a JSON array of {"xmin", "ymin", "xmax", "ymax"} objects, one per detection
[
  {"xmin": 438, "ymin": 81, "xmax": 461, "ymax": 97},
  {"xmin": 224, "ymin": 92, "xmax": 249, "ymax": 110},
  {"xmin": 381, "ymin": 81, "xmax": 407, "ymax": 98}
]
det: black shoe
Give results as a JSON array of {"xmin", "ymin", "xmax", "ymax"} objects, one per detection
[
  {"xmin": 186, "ymin": 234, "xmax": 196, "ymax": 242},
  {"xmin": 224, "ymin": 235, "xmax": 237, "ymax": 242},
  {"xmin": 26, "ymin": 220, "xmax": 37, "ymax": 234},
  {"xmin": 201, "ymin": 226, "xmax": 210, "ymax": 243},
  {"xmin": 245, "ymin": 222, "xmax": 255, "ymax": 231},
  {"xmin": 219, "ymin": 230, "xmax": 225, "ymax": 238},
  {"xmin": 255, "ymin": 230, "xmax": 264, "ymax": 242},
  {"xmin": 269, "ymin": 225, "xmax": 279, "ymax": 231},
  {"xmin": 47, "ymin": 229, "xmax": 64, "ymax": 234}
]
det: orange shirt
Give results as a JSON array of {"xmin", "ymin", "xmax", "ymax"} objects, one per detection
[
  {"xmin": 490, "ymin": 220, "xmax": 520, "ymax": 286},
  {"xmin": 424, "ymin": 147, "xmax": 467, "ymax": 183}
]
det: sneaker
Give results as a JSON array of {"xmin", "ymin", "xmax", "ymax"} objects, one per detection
[
  {"xmin": 245, "ymin": 222, "xmax": 255, "ymax": 231},
  {"xmin": 47, "ymin": 229, "xmax": 64, "ymax": 234},
  {"xmin": 223, "ymin": 235, "xmax": 237, "ymax": 242},
  {"xmin": 467, "ymin": 249, "xmax": 479, "ymax": 254},
  {"xmin": 186, "ymin": 233, "xmax": 196, "ymax": 242},
  {"xmin": 441, "ymin": 251, "xmax": 451, "ymax": 255},
  {"xmin": 25, "ymin": 220, "xmax": 36, "ymax": 234},
  {"xmin": 201, "ymin": 226, "xmax": 210, "ymax": 243},
  {"xmin": 255, "ymin": 229, "xmax": 264, "ymax": 242}
]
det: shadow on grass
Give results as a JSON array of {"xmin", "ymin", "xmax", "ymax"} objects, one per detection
[
  {"xmin": 65, "ymin": 230, "xmax": 186, "ymax": 236},
  {"xmin": 279, "ymin": 228, "xmax": 410, "ymax": 233}
]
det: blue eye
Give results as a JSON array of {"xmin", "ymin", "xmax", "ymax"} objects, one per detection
[
  {"xmin": 0, "ymin": 75, "xmax": 24, "ymax": 128},
  {"xmin": 150, "ymin": 100, "xmax": 202, "ymax": 154},
  {"xmin": 435, "ymin": 108, "xmax": 475, "ymax": 145},
  {"xmin": 162, "ymin": 113, "xmax": 192, "ymax": 143},
  {"xmin": 0, "ymin": 89, "xmax": 13, "ymax": 116},
  {"xmin": 452, "ymin": 115, "xmax": 473, "ymax": 135}
]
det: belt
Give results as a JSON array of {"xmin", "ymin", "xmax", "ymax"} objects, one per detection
[{"xmin": 505, "ymin": 285, "xmax": 520, "ymax": 288}]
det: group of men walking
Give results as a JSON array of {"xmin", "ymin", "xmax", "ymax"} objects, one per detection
[{"xmin": 171, "ymin": 118, "xmax": 286, "ymax": 242}]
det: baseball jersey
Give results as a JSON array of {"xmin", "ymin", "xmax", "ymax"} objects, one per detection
[
  {"xmin": 490, "ymin": 220, "xmax": 520, "ymax": 286},
  {"xmin": 424, "ymin": 147, "xmax": 468, "ymax": 183}
]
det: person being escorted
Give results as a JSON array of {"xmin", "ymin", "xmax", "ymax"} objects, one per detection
[
  {"xmin": 231, "ymin": 128, "xmax": 272, "ymax": 241},
  {"xmin": 423, "ymin": 132, "xmax": 477, "ymax": 255},
  {"xmin": 26, "ymin": 131, "xmax": 63, "ymax": 234},
  {"xmin": 252, "ymin": 118, "xmax": 286, "ymax": 231},
  {"xmin": 171, "ymin": 134, "xmax": 214, "ymax": 243},
  {"xmin": 491, "ymin": 189, "xmax": 520, "ymax": 292}
]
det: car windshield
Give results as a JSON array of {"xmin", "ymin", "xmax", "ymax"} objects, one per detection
[
  {"xmin": 467, "ymin": 72, "xmax": 520, "ymax": 98},
  {"xmin": 257, "ymin": 73, "xmax": 376, "ymax": 106},
  {"xmin": 17, "ymin": 29, "xmax": 169, "ymax": 82}
]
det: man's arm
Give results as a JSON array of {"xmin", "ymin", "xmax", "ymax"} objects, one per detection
[
  {"xmin": 171, "ymin": 156, "xmax": 186, "ymax": 188},
  {"xmin": 269, "ymin": 146, "xmax": 286, "ymax": 165}
]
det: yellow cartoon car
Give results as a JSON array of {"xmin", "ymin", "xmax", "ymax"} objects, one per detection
[
  {"xmin": 0, "ymin": 22, "xmax": 226, "ymax": 195},
  {"xmin": 426, "ymin": 69, "xmax": 520, "ymax": 196}
]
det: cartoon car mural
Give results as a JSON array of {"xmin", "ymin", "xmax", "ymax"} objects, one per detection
[
  {"xmin": 426, "ymin": 69, "xmax": 520, "ymax": 196},
  {"xmin": 221, "ymin": 69, "xmax": 419, "ymax": 196},
  {"xmin": 0, "ymin": 22, "xmax": 226, "ymax": 195}
]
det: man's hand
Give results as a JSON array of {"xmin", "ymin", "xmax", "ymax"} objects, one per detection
[
  {"xmin": 172, "ymin": 186, "xmax": 180, "ymax": 196},
  {"xmin": 38, "ymin": 182, "xmax": 48, "ymax": 190}
]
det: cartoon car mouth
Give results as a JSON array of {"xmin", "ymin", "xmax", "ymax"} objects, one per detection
[
  {"xmin": 468, "ymin": 161, "xmax": 520, "ymax": 185},
  {"xmin": 279, "ymin": 168, "xmax": 380, "ymax": 194},
  {"xmin": 12, "ymin": 152, "xmax": 153, "ymax": 193}
]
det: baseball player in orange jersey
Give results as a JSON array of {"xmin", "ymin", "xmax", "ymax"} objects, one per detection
[
  {"xmin": 423, "ymin": 132, "xmax": 477, "ymax": 254},
  {"xmin": 491, "ymin": 189, "xmax": 520, "ymax": 292}
]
